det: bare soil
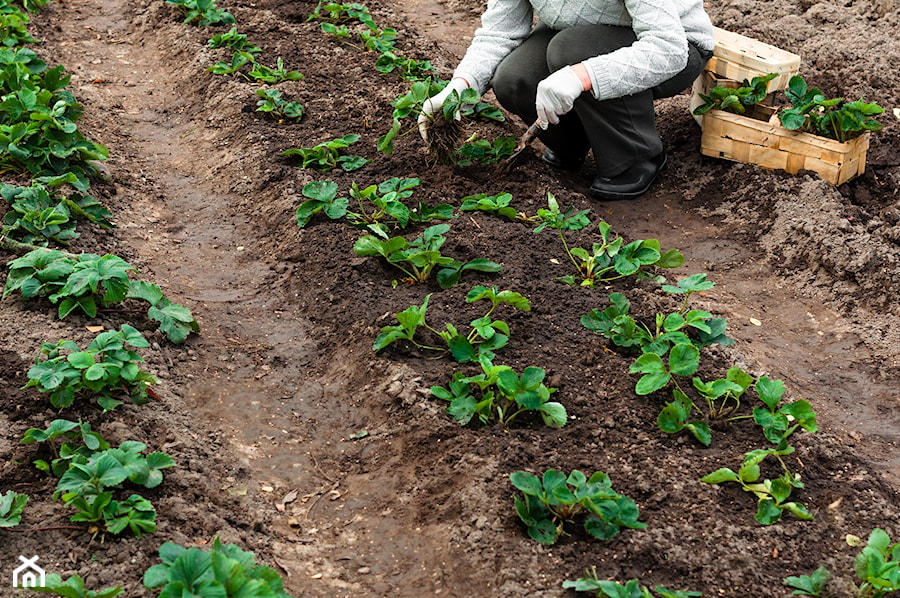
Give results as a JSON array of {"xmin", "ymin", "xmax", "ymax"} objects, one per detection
[{"xmin": 2, "ymin": 0, "xmax": 900, "ymax": 596}]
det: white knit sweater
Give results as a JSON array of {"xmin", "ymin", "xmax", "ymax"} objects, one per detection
[{"xmin": 453, "ymin": 0, "xmax": 715, "ymax": 101}]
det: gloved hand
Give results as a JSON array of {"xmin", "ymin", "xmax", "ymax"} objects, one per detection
[
  {"xmin": 535, "ymin": 65, "xmax": 590, "ymax": 129},
  {"xmin": 418, "ymin": 76, "xmax": 471, "ymax": 141}
]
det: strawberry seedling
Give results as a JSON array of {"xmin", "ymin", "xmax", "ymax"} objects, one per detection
[
  {"xmin": 0, "ymin": 3, "xmax": 35, "ymax": 47},
  {"xmin": 374, "ymin": 286, "xmax": 529, "ymax": 361},
  {"xmin": 853, "ymin": 528, "xmax": 900, "ymax": 597},
  {"xmin": 779, "ymin": 74, "xmax": 883, "ymax": 142},
  {"xmin": 207, "ymin": 27, "xmax": 262, "ymax": 54},
  {"xmin": 375, "ymin": 51, "xmax": 434, "ymax": 80},
  {"xmin": 753, "ymin": 376, "xmax": 818, "ymax": 445},
  {"xmin": 2, "ymin": 180, "xmax": 113, "ymax": 246},
  {"xmin": 784, "ymin": 565, "xmax": 831, "ymax": 596},
  {"xmin": 22, "ymin": 574, "xmax": 122, "ymax": 597},
  {"xmin": 255, "ymin": 88, "xmax": 304, "ymax": 121},
  {"xmin": 563, "ymin": 568, "xmax": 701, "ymax": 597},
  {"xmin": 143, "ymin": 538, "xmax": 292, "ymax": 597},
  {"xmin": 511, "ymin": 468, "xmax": 645, "ymax": 545},
  {"xmin": 343, "ymin": 176, "xmax": 454, "ymax": 236},
  {"xmin": 25, "ymin": 325, "xmax": 157, "ymax": 411},
  {"xmin": 21, "ymin": 418, "xmax": 110, "ymax": 476},
  {"xmin": 0, "ymin": 490, "xmax": 27, "ymax": 527},
  {"xmin": 431, "ymin": 355, "xmax": 565, "ymax": 428},
  {"xmin": 281, "ymin": 134, "xmax": 369, "ymax": 172},
  {"xmin": 693, "ymin": 72, "xmax": 777, "ymax": 116},
  {"xmin": 246, "ymin": 56, "xmax": 303, "ymax": 84},
  {"xmin": 165, "ymin": 0, "xmax": 234, "ymax": 26},
  {"xmin": 353, "ymin": 223, "xmax": 501, "ymax": 288},
  {"xmin": 455, "ymin": 135, "xmax": 517, "ymax": 166},
  {"xmin": 460, "ymin": 192, "xmax": 526, "ymax": 221},
  {"xmin": 701, "ymin": 445, "xmax": 813, "ymax": 525}
]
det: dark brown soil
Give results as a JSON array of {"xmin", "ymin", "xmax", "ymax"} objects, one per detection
[{"xmin": 2, "ymin": 0, "xmax": 900, "ymax": 596}]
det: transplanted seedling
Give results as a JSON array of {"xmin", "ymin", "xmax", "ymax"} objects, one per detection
[
  {"xmin": 0, "ymin": 490, "xmax": 28, "ymax": 527},
  {"xmin": 255, "ymin": 88, "xmax": 304, "ymax": 121},
  {"xmin": 431, "ymin": 355, "xmax": 565, "ymax": 428},
  {"xmin": 784, "ymin": 565, "xmax": 831, "ymax": 596},
  {"xmin": 564, "ymin": 568, "xmax": 702, "ymax": 598},
  {"xmin": 853, "ymin": 528, "xmax": 900, "ymax": 597},
  {"xmin": 21, "ymin": 418, "xmax": 110, "ymax": 476},
  {"xmin": 281, "ymin": 134, "xmax": 369, "ymax": 172},
  {"xmin": 374, "ymin": 286, "xmax": 529, "ymax": 361},
  {"xmin": 701, "ymin": 445, "xmax": 813, "ymax": 525},
  {"xmin": 511, "ymin": 469, "xmax": 645, "ymax": 545},
  {"xmin": 353, "ymin": 223, "xmax": 501, "ymax": 288},
  {"xmin": 20, "ymin": 574, "xmax": 122, "ymax": 597}
]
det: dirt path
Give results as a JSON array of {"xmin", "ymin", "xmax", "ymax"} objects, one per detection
[{"xmin": 3, "ymin": 0, "xmax": 900, "ymax": 595}]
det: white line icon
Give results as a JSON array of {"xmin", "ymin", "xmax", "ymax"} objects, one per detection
[{"xmin": 12, "ymin": 555, "xmax": 46, "ymax": 588}]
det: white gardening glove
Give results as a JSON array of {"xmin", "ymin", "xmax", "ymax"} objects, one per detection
[
  {"xmin": 535, "ymin": 65, "xmax": 589, "ymax": 129},
  {"xmin": 418, "ymin": 76, "xmax": 471, "ymax": 141}
]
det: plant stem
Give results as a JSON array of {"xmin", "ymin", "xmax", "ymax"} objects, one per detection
[{"xmin": 0, "ymin": 236, "xmax": 76, "ymax": 257}]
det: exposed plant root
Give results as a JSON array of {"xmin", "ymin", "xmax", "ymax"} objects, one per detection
[{"xmin": 425, "ymin": 117, "xmax": 466, "ymax": 165}]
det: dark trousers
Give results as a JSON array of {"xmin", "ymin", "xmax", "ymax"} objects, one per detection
[{"xmin": 491, "ymin": 24, "xmax": 710, "ymax": 176}]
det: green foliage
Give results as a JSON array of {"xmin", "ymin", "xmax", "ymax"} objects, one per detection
[
  {"xmin": 2, "ymin": 179, "xmax": 113, "ymax": 246},
  {"xmin": 779, "ymin": 74, "xmax": 883, "ymax": 142},
  {"xmin": 455, "ymin": 135, "xmax": 517, "ymax": 166},
  {"xmin": 24, "ymin": 325, "xmax": 157, "ymax": 411},
  {"xmin": 374, "ymin": 286, "xmax": 529, "ymax": 361},
  {"xmin": 21, "ymin": 418, "xmax": 110, "ymax": 477},
  {"xmin": 308, "ymin": 1, "xmax": 377, "ymax": 30},
  {"xmin": 353, "ymin": 223, "xmax": 501, "ymax": 288},
  {"xmin": 431, "ymin": 355, "xmax": 565, "ymax": 428},
  {"xmin": 511, "ymin": 469, "xmax": 645, "ymax": 545},
  {"xmin": 460, "ymin": 192, "xmax": 524, "ymax": 221},
  {"xmin": 294, "ymin": 180, "xmax": 348, "ymax": 227},
  {"xmin": 21, "ymin": 573, "xmax": 122, "ymax": 597},
  {"xmin": 535, "ymin": 204, "xmax": 684, "ymax": 287},
  {"xmin": 854, "ymin": 528, "xmax": 900, "ymax": 597},
  {"xmin": 701, "ymin": 445, "xmax": 813, "ymax": 525},
  {"xmin": 0, "ymin": 489, "xmax": 27, "ymax": 527},
  {"xmin": 753, "ymin": 376, "xmax": 818, "ymax": 445},
  {"xmin": 143, "ymin": 537, "xmax": 292, "ymax": 597},
  {"xmin": 246, "ymin": 57, "xmax": 304, "ymax": 84},
  {"xmin": 207, "ymin": 27, "xmax": 262, "ymax": 54},
  {"xmin": 377, "ymin": 79, "xmax": 440, "ymax": 155},
  {"xmin": 375, "ymin": 51, "xmax": 433, "ymax": 80},
  {"xmin": 255, "ymin": 88, "xmax": 304, "ymax": 121},
  {"xmin": 784, "ymin": 565, "xmax": 831, "ymax": 596},
  {"xmin": 0, "ymin": 2, "xmax": 35, "ymax": 48},
  {"xmin": 344, "ymin": 177, "xmax": 453, "ymax": 236},
  {"xmin": 563, "ymin": 568, "xmax": 701, "ymax": 597},
  {"xmin": 165, "ymin": 0, "xmax": 234, "ymax": 26},
  {"xmin": 281, "ymin": 134, "xmax": 369, "ymax": 172},
  {"xmin": 3, "ymin": 249, "xmax": 199, "ymax": 342},
  {"xmin": 692, "ymin": 73, "xmax": 776, "ymax": 116},
  {"xmin": 0, "ymin": 48, "xmax": 108, "ymax": 182}
]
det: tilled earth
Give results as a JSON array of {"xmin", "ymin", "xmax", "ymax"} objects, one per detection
[{"xmin": 2, "ymin": 0, "xmax": 900, "ymax": 596}]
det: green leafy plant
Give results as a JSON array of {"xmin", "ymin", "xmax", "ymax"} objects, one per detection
[
  {"xmin": 255, "ymin": 88, "xmax": 304, "ymax": 121},
  {"xmin": 143, "ymin": 537, "xmax": 292, "ymax": 597},
  {"xmin": 24, "ymin": 325, "xmax": 157, "ymax": 411},
  {"xmin": 21, "ymin": 418, "xmax": 110, "ymax": 476},
  {"xmin": 294, "ymin": 180, "xmax": 348, "ymax": 227},
  {"xmin": 165, "ymin": 0, "xmax": 234, "ymax": 26},
  {"xmin": 246, "ymin": 57, "xmax": 303, "ymax": 84},
  {"xmin": 353, "ymin": 223, "xmax": 501, "ymax": 288},
  {"xmin": 455, "ymin": 135, "xmax": 517, "ymax": 166},
  {"xmin": 701, "ymin": 445, "xmax": 813, "ymax": 525},
  {"xmin": 21, "ymin": 573, "xmax": 122, "ymax": 597},
  {"xmin": 2, "ymin": 180, "xmax": 113, "ymax": 246},
  {"xmin": 779, "ymin": 75, "xmax": 884, "ymax": 142},
  {"xmin": 460, "ymin": 192, "xmax": 527, "ymax": 221},
  {"xmin": 511, "ymin": 469, "xmax": 645, "ymax": 545},
  {"xmin": 564, "ymin": 568, "xmax": 701, "ymax": 597},
  {"xmin": 431, "ymin": 355, "xmax": 565, "ymax": 428},
  {"xmin": 207, "ymin": 50, "xmax": 255, "ymax": 76},
  {"xmin": 0, "ymin": 3, "xmax": 35, "ymax": 48},
  {"xmin": 374, "ymin": 286, "xmax": 529, "ymax": 361},
  {"xmin": 853, "ymin": 528, "xmax": 900, "ymax": 597},
  {"xmin": 343, "ymin": 176, "xmax": 454, "ymax": 236},
  {"xmin": 753, "ymin": 376, "xmax": 818, "ymax": 445},
  {"xmin": 3, "ymin": 250, "xmax": 199, "ymax": 342},
  {"xmin": 784, "ymin": 565, "xmax": 831, "ymax": 596},
  {"xmin": 692, "ymin": 73, "xmax": 777, "ymax": 116},
  {"xmin": 0, "ymin": 490, "xmax": 27, "ymax": 527},
  {"xmin": 307, "ymin": 1, "xmax": 377, "ymax": 31},
  {"xmin": 281, "ymin": 134, "xmax": 369, "ymax": 172},
  {"xmin": 375, "ymin": 51, "xmax": 434, "ymax": 80},
  {"xmin": 207, "ymin": 27, "xmax": 262, "ymax": 54}
]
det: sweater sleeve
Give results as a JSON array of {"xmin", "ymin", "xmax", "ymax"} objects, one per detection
[
  {"xmin": 453, "ymin": 0, "xmax": 534, "ymax": 94},
  {"xmin": 585, "ymin": 0, "xmax": 691, "ymax": 101}
]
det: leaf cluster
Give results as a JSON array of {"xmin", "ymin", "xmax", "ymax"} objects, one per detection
[
  {"xmin": 208, "ymin": 50, "xmax": 303, "ymax": 84},
  {"xmin": 779, "ymin": 74, "xmax": 883, "ymax": 142},
  {"xmin": 165, "ymin": 0, "xmax": 234, "ymax": 26},
  {"xmin": 374, "ymin": 286, "xmax": 528, "ymax": 361},
  {"xmin": 3, "ymin": 249, "xmax": 200, "ymax": 342},
  {"xmin": 455, "ymin": 135, "xmax": 517, "ymax": 166},
  {"xmin": 207, "ymin": 26, "xmax": 262, "ymax": 54},
  {"xmin": 0, "ymin": 1, "xmax": 35, "ymax": 48},
  {"xmin": 280, "ymin": 134, "xmax": 368, "ymax": 173},
  {"xmin": 564, "ymin": 568, "xmax": 701, "ymax": 598},
  {"xmin": 784, "ymin": 565, "xmax": 831, "ymax": 596},
  {"xmin": 22, "ymin": 573, "xmax": 122, "ymax": 598},
  {"xmin": 2, "ymin": 178, "xmax": 113, "ymax": 246},
  {"xmin": 255, "ymin": 88, "xmax": 304, "ymax": 121},
  {"xmin": 143, "ymin": 538, "xmax": 291, "ymax": 597},
  {"xmin": 0, "ymin": 489, "xmax": 27, "ymax": 527},
  {"xmin": 701, "ymin": 445, "xmax": 812, "ymax": 525},
  {"xmin": 511, "ymin": 469, "xmax": 645, "ymax": 545},
  {"xmin": 0, "ymin": 47, "xmax": 108, "ymax": 182},
  {"xmin": 24, "ymin": 324, "xmax": 156, "ymax": 411},
  {"xmin": 353, "ymin": 223, "xmax": 501, "ymax": 288},
  {"xmin": 21, "ymin": 418, "xmax": 109, "ymax": 476},
  {"xmin": 854, "ymin": 528, "xmax": 900, "ymax": 597},
  {"xmin": 431, "ymin": 356, "xmax": 565, "ymax": 428},
  {"xmin": 692, "ymin": 73, "xmax": 776, "ymax": 116}
]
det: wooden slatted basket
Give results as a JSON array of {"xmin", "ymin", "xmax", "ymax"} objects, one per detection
[
  {"xmin": 699, "ymin": 109, "xmax": 870, "ymax": 186},
  {"xmin": 706, "ymin": 28, "xmax": 800, "ymax": 93}
]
